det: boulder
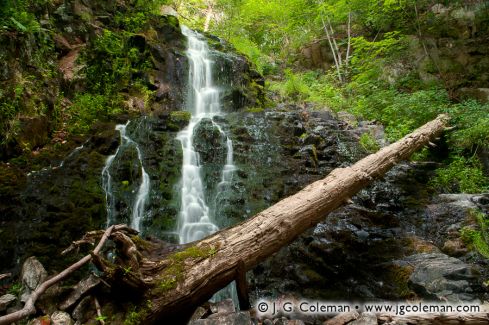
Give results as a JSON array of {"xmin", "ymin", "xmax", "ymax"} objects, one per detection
[
  {"xmin": 21, "ymin": 257, "xmax": 48, "ymax": 303},
  {"xmin": 0, "ymin": 294, "xmax": 16, "ymax": 312},
  {"xmin": 431, "ymin": 4, "xmax": 448, "ymax": 15},
  {"xmin": 209, "ymin": 298, "xmax": 235, "ymax": 315},
  {"xmin": 398, "ymin": 253, "xmax": 481, "ymax": 302},
  {"xmin": 442, "ymin": 238, "xmax": 468, "ymax": 257},
  {"xmin": 349, "ymin": 313, "xmax": 377, "ymax": 325},
  {"xmin": 422, "ymin": 194, "xmax": 486, "ymax": 248},
  {"xmin": 188, "ymin": 311, "xmax": 252, "ymax": 325},
  {"xmin": 72, "ymin": 296, "xmax": 95, "ymax": 323},
  {"xmin": 60, "ymin": 274, "xmax": 101, "ymax": 310},
  {"xmin": 190, "ymin": 306, "xmax": 208, "ymax": 321},
  {"xmin": 324, "ymin": 311, "xmax": 360, "ymax": 325},
  {"xmin": 287, "ymin": 320, "xmax": 305, "ymax": 325},
  {"xmin": 51, "ymin": 311, "xmax": 73, "ymax": 325}
]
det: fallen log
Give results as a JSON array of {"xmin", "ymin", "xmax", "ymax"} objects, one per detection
[
  {"xmin": 0, "ymin": 114, "xmax": 450, "ymax": 325},
  {"xmin": 131, "ymin": 114, "xmax": 449, "ymax": 323}
]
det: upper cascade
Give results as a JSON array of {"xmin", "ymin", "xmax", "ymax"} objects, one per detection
[{"xmin": 177, "ymin": 26, "xmax": 236, "ymax": 244}]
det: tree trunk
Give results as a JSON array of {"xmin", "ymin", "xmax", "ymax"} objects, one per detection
[{"xmin": 123, "ymin": 114, "xmax": 448, "ymax": 324}]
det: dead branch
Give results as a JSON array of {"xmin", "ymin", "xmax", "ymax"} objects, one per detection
[
  {"xmin": 321, "ymin": 16, "xmax": 342, "ymax": 83},
  {"xmin": 0, "ymin": 274, "xmax": 11, "ymax": 281},
  {"xmin": 93, "ymin": 296, "xmax": 105, "ymax": 325},
  {"xmin": 0, "ymin": 225, "xmax": 116, "ymax": 325}
]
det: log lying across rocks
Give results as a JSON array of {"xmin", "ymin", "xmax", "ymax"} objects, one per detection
[
  {"xmin": 137, "ymin": 114, "xmax": 450, "ymax": 323},
  {"xmin": 0, "ymin": 114, "xmax": 450, "ymax": 325}
]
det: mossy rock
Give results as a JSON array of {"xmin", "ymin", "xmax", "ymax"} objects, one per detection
[{"xmin": 167, "ymin": 111, "xmax": 191, "ymax": 131}]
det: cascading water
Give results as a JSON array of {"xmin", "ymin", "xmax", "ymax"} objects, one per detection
[
  {"xmin": 102, "ymin": 121, "xmax": 150, "ymax": 232},
  {"xmin": 177, "ymin": 26, "xmax": 237, "ymax": 245}
]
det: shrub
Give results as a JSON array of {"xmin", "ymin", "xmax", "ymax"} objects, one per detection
[
  {"xmin": 430, "ymin": 156, "xmax": 488, "ymax": 194},
  {"xmin": 461, "ymin": 210, "xmax": 489, "ymax": 258},
  {"xmin": 359, "ymin": 133, "xmax": 380, "ymax": 153},
  {"xmin": 67, "ymin": 94, "xmax": 122, "ymax": 134}
]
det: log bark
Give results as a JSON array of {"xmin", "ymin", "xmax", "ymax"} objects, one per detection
[{"xmin": 137, "ymin": 114, "xmax": 449, "ymax": 323}]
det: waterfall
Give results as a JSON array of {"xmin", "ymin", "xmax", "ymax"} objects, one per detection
[
  {"xmin": 178, "ymin": 25, "xmax": 238, "ymax": 304},
  {"xmin": 177, "ymin": 26, "xmax": 236, "ymax": 245},
  {"xmin": 102, "ymin": 121, "xmax": 150, "ymax": 232}
]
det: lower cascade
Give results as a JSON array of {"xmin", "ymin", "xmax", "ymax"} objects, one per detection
[
  {"xmin": 102, "ymin": 121, "xmax": 150, "ymax": 232},
  {"xmin": 177, "ymin": 26, "xmax": 236, "ymax": 245}
]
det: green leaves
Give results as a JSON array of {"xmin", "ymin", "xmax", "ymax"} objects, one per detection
[
  {"xmin": 448, "ymin": 100, "xmax": 489, "ymax": 151},
  {"xmin": 430, "ymin": 156, "xmax": 488, "ymax": 194}
]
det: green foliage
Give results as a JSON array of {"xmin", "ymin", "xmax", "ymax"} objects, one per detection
[
  {"xmin": 349, "ymin": 32, "xmax": 406, "ymax": 88},
  {"xmin": 228, "ymin": 35, "xmax": 272, "ymax": 75},
  {"xmin": 269, "ymin": 69, "xmax": 309, "ymax": 101},
  {"xmin": 448, "ymin": 100, "xmax": 489, "ymax": 151},
  {"xmin": 95, "ymin": 315, "xmax": 108, "ymax": 322},
  {"xmin": 461, "ymin": 210, "xmax": 489, "ymax": 258},
  {"xmin": 67, "ymin": 94, "xmax": 122, "ymax": 134},
  {"xmin": 269, "ymin": 70, "xmax": 346, "ymax": 109},
  {"xmin": 124, "ymin": 300, "xmax": 153, "ymax": 325},
  {"xmin": 430, "ymin": 156, "xmax": 488, "ymax": 194},
  {"xmin": 153, "ymin": 244, "xmax": 219, "ymax": 294},
  {"xmin": 7, "ymin": 282, "xmax": 22, "ymax": 296},
  {"xmin": 0, "ymin": 0, "xmax": 47, "ymax": 33},
  {"xmin": 83, "ymin": 29, "xmax": 152, "ymax": 96},
  {"xmin": 352, "ymin": 88, "xmax": 449, "ymax": 141},
  {"xmin": 359, "ymin": 133, "xmax": 380, "ymax": 153}
]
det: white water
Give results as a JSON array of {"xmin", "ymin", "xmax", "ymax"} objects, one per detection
[
  {"xmin": 102, "ymin": 122, "xmax": 150, "ymax": 232},
  {"xmin": 177, "ymin": 26, "xmax": 236, "ymax": 245},
  {"xmin": 58, "ymin": 141, "xmax": 87, "ymax": 168}
]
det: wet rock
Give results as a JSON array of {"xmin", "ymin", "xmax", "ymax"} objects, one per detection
[
  {"xmin": 273, "ymin": 317, "xmax": 289, "ymax": 325},
  {"xmin": 189, "ymin": 311, "xmax": 251, "ymax": 325},
  {"xmin": 16, "ymin": 116, "xmax": 50, "ymax": 152},
  {"xmin": 0, "ymin": 293, "xmax": 16, "ymax": 312},
  {"xmin": 193, "ymin": 118, "xmax": 227, "ymax": 164},
  {"xmin": 51, "ymin": 311, "xmax": 73, "ymax": 325},
  {"xmin": 21, "ymin": 257, "xmax": 48, "ymax": 303},
  {"xmin": 190, "ymin": 306, "xmax": 208, "ymax": 320},
  {"xmin": 324, "ymin": 311, "xmax": 359, "ymax": 325},
  {"xmin": 60, "ymin": 274, "xmax": 100, "ymax": 310},
  {"xmin": 37, "ymin": 283, "xmax": 67, "ymax": 315},
  {"xmin": 421, "ymin": 194, "xmax": 484, "ymax": 247},
  {"xmin": 431, "ymin": 4, "xmax": 448, "ymax": 15},
  {"xmin": 397, "ymin": 253, "xmax": 481, "ymax": 302},
  {"xmin": 349, "ymin": 313, "xmax": 377, "ymax": 325},
  {"xmin": 442, "ymin": 238, "xmax": 468, "ymax": 257},
  {"xmin": 209, "ymin": 298, "xmax": 235, "ymax": 314},
  {"xmin": 72, "ymin": 296, "xmax": 95, "ymax": 323},
  {"xmin": 286, "ymin": 320, "xmax": 305, "ymax": 325}
]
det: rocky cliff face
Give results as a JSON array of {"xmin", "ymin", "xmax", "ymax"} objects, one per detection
[
  {"xmin": 299, "ymin": 2, "xmax": 489, "ymax": 102},
  {"xmin": 0, "ymin": 1, "xmax": 263, "ymax": 275}
]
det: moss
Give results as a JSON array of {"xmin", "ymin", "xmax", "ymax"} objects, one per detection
[
  {"xmin": 460, "ymin": 209, "xmax": 489, "ymax": 258},
  {"xmin": 130, "ymin": 235, "xmax": 153, "ymax": 251},
  {"xmin": 311, "ymin": 144, "xmax": 318, "ymax": 168},
  {"xmin": 386, "ymin": 264, "xmax": 415, "ymax": 298},
  {"xmin": 246, "ymin": 106, "xmax": 265, "ymax": 113},
  {"xmin": 152, "ymin": 244, "xmax": 219, "ymax": 294},
  {"xmin": 124, "ymin": 300, "xmax": 153, "ymax": 325},
  {"xmin": 302, "ymin": 268, "xmax": 324, "ymax": 284},
  {"xmin": 167, "ymin": 111, "xmax": 192, "ymax": 131}
]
